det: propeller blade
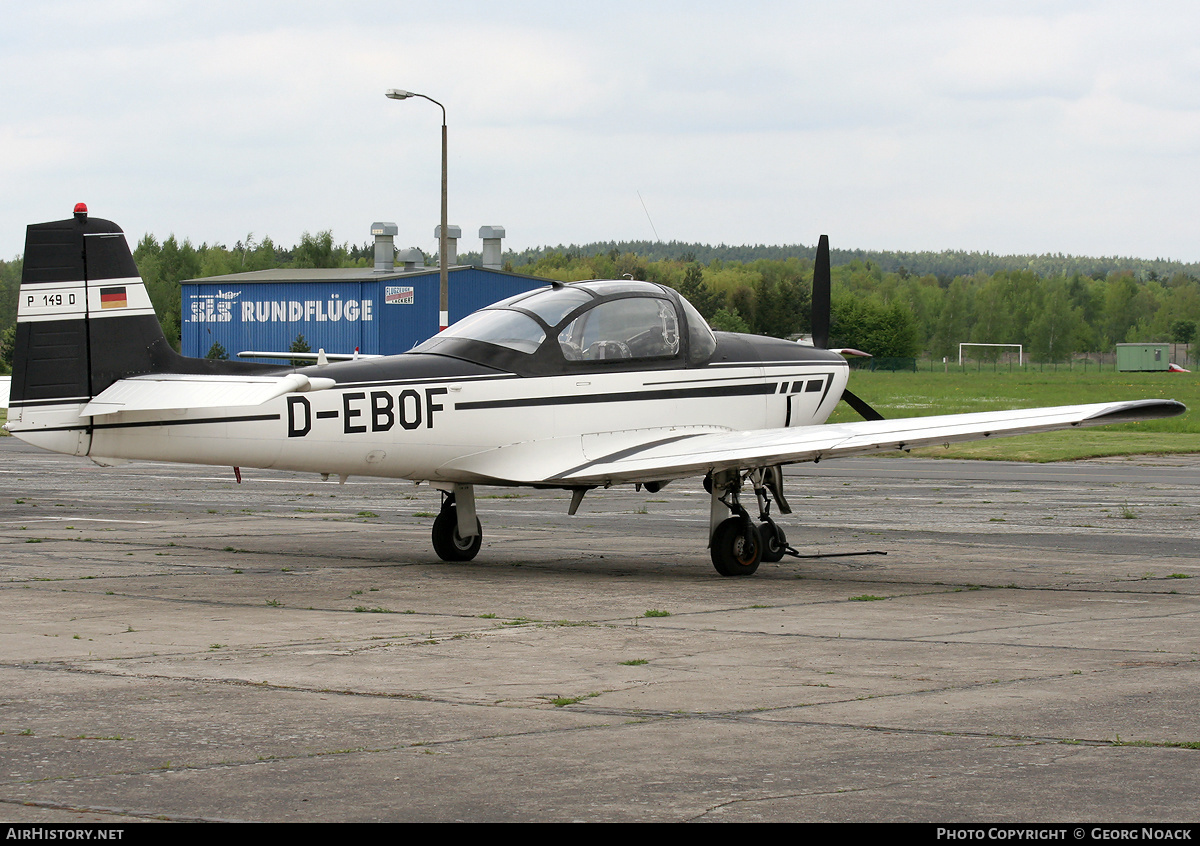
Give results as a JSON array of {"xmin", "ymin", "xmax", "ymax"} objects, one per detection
[
  {"xmin": 841, "ymin": 388, "xmax": 885, "ymax": 421},
  {"xmin": 812, "ymin": 233, "xmax": 879, "ymax": 422},
  {"xmin": 812, "ymin": 234, "xmax": 830, "ymax": 349}
]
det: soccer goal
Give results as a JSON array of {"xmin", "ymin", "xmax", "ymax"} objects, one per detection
[{"xmin": 958, "ymin": 343, "xmax": 1023, "ymax": 366}]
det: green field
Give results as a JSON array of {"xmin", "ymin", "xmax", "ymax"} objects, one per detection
[
  {"xmin": 2, "ymin": 371, "xmax": 1195, "ymax": 462},
  {"xmin": 828, "ymin": 369, "xmax": 1200, "ymax": 461}
]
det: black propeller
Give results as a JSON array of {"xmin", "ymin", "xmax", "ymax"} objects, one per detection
[
  {"xmin": 811, "ymin": 234, "xmax": 884, "ymax": 422},
  {"xmin": 812, "ymin": 235, "xmax": 831, "ymax": 350}
]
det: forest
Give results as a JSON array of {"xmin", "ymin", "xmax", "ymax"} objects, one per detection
[{"xmin": 2, "ymin": 231, "xmax": 1197, "ymax": 367}]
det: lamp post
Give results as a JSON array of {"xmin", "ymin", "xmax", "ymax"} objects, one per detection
[{"xmin": 386, "ymin": 88, "xmax": 449, "ymax": 331}]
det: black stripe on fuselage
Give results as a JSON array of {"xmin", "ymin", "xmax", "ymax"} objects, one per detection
[
  {"xmin": 5, "ymin": 424, "xmax": 90, "ymax": 435},
  {"xmin": 88, "ymin": 413, "xmax": 281, "ymax": 431},
  {"xmin": 84, "ymin": 413, "xmax": 281, "ymax": 432},
  {"xmin": 642, "ymin": 366, "xmax": 839, "ymax": 387},
  {"xmin": 8, "ymin": 396, "xmax": 91, "ymax": 408},
  {"xmin": 456, "ymin": 381, "xmax": 778, "ymax": 411},
  {"xmin": 456, "ymin": 369, "xmax": 844, "ymax": 412},
  {"xmin": 9, "ymin": 412, "xmax": 282, "ymax": 436}
]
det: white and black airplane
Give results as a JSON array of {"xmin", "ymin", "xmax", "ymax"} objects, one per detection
[{"xmin": 4, "ymin": 206, "xmax": 1186, "ymax": 576}]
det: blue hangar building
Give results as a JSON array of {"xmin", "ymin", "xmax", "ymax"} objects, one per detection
[{"xmin": 181, "ymin": 223, "xmax": 550, "ymax": 362}]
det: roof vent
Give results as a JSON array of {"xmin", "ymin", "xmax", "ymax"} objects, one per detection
[
  {"xmin": 479, "ymin": 225, "xmax": 505, "ymax": 270},
  {"xmin": 396, "ymin": 248, "xmax": 424, "ymax": 272},
  {"xmin": 371, "ymin": 222, "xmax": 398, "ymax": 272},
  {"xmin": 434, "ymin": 224, "xmax": 461, "ymax": 267}
]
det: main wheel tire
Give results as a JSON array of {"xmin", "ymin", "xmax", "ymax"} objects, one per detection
[
  {"xmin": 432, "ymin": 507, "xmax": 482, "ymax": 561},
  {"xmin": 760, "ymin": 522, "xmax": 787, "ymax": 563},
  {"xmin": 710, "ymin": 518, "xmax": 762, "ymax": 577}
]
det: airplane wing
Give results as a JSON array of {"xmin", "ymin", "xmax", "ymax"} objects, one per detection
[
  {"xmin": 80, "ymin": 373, "xmax": 335, "ymax": 416},
  {"xmin": 438, "ymin": 399, "xmax": 1186, "ymax": 486}
]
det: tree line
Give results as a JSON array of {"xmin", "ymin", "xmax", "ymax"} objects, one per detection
[
  {"xmin": 485, "ymin": 240, "xmax": 1200, "ymax": 284},
  {"xmin": 510, "ymin": 249, "xmax": 1199, "ymax": 362},
  {"xmin": 2, "ymin": 234, "xmax": 1198, "ymax": 366}
]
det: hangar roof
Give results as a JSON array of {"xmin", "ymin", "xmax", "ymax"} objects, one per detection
[{"xmin": 185, "ymin": 266, "xmax": 549, "ymax": 285}]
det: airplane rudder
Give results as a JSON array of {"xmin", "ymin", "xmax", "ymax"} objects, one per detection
[
  {"xmin": 12, "ymin": 205, "xmax": 164, "ymax": 406},
  {"xmin": 78, "ymin": 214, "xmax": 168, "ymax": 392},
  {"xmin": 12, "ymin": 211, "xmax": 93, "ymax": 406}
]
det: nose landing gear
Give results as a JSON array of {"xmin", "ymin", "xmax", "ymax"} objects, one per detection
[{"xmin": 432, "ymin": 486, "xmax": 482, "ymax": 562}]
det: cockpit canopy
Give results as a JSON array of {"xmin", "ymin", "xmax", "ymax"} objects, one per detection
[{"xmin": 412, "ymin": 280, "xmax": 718, "ymax": 376}]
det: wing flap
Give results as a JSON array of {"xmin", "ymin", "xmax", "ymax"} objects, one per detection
[{"xmin": 81, "ymin": 373, "xmax": 336, "ymax": 416}]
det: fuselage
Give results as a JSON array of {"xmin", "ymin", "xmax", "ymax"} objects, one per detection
[
  {"xmin": 11, "ymin": 275, "xmax": 849, "ymax": 486},
  {"xmin": 81, "ymin": 346, "xmax": 849, "ymax": 483}
]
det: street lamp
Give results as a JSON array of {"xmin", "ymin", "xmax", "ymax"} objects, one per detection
[{"xmin": 386, "ymin": 88, "xmax": 449, "ymax": 331}]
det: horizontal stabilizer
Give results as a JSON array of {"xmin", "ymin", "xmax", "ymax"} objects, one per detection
[
  {"xmin": 238, "ymin": 350, "xmax": 383, "ymax": 362},
  {"xmin": 81, "ymin": 373, "xmax": 335, "ymax": 416}
]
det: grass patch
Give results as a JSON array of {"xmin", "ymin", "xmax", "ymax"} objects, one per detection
[
  {"xmin": 548, "ymin": 692, "xmax": 601, "ymax": 708},
  {"xmin": 1111, "ymin": 739, "xmax": 1200, "ymax": 750},
  {"xmin": 849, "ymin": 594, "xmax": 887, "ymax": 602},
  {"xmin": 643, "ymin": 609, "xmax": 671, "ymax": 618},
  {"xmin": 826, "ymin": 370, "xmax": 1200, "ymax": 461}
]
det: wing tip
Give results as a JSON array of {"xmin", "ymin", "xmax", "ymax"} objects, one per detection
[{"xmin": 1082, "ymin": 399, "xmax": 1186, "ymax": 426}]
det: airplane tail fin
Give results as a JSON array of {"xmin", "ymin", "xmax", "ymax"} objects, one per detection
[
  {"xmin": 7, "ymin": 205, "xmax": 236, "ymax": 454},
  {"xmin": 11, "ymin": 204, "xmax": 174, "ymax": 410}
]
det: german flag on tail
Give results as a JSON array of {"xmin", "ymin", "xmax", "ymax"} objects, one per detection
[{"xmin": 99, "ymin": 286, "xmax": 127, "ymax": 309}]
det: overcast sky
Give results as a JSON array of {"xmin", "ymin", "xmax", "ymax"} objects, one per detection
[{"xmin": 3, "ymin": 1, "xmax": 1199, "ymax": 263}]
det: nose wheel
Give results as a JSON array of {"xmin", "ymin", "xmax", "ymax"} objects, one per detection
[
  {"xmin": 759, "ymin": 521, "xmax": 788, "ymax": 563},
  {"xmin": 432, "ymin": 490, "xmax": 482, "ymax": 562}
]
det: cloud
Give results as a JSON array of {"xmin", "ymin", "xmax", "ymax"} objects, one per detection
[{"xmin": 3, "ymin": 1, "xmax": 1200, "ymax": 261}]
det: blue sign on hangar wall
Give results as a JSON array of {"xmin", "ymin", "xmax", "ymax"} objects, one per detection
[{"xmin": 181, "ymin": 266, "xmax": 550, "ymax": 362}]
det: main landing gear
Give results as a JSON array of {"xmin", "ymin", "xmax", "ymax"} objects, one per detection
[
  {"xmin": 706, "ymin": 467, "xmax": 792, "ymax": 577},
  {"xmin": 428, "ymin": 474, "xmax": 794, "ymax": 574},
  {"xmin": 432, "ymin": 485, "xmax": 482, "ymax": 562}
]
